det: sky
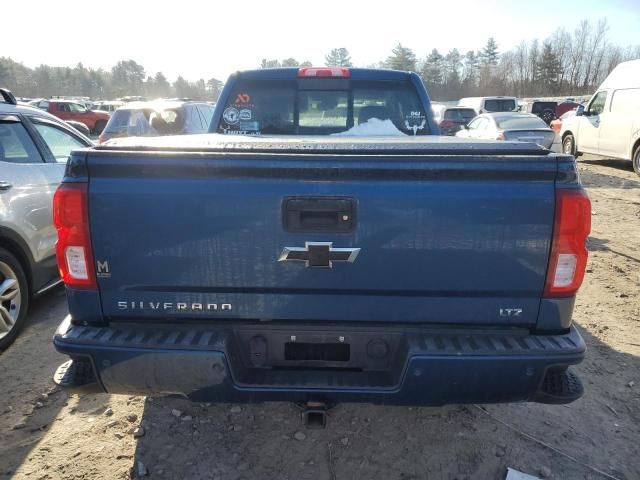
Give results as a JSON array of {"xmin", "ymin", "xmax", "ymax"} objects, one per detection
[{"xmin": 4, "ymin": 0, "xmax": 640, "ymax": 82}]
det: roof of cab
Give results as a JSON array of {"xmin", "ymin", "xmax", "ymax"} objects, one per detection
[{"xmin": 232, "ymin": 67, "xmax": 414, "ymax": 81}]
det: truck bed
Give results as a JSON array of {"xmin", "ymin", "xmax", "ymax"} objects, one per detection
[{"xmin": 53, "ymin": 135, "xmax": 587, "ymax": 405}]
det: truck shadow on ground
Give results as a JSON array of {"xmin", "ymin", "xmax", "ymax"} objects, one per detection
[
  {"xmin": 579, "ymin": 158, "xmax": 633, "ymax": 173},
  {"xmin": 589, "ymin": 235, "xmax": 640, "ymax": 264},
  {"xmin": 0, "ymin": 287, "xmax": 111, "ymax": 479},
  {"xmin": 578, "ymin": 157, "xmax": 633, "ymax": 172},
  {"xmin": 129, "ymin": 325, "xmax": 639, "ymax": 480},
  {"xmin": 578, "ymin": 169, "xmax": 640, "ymax": 190}
]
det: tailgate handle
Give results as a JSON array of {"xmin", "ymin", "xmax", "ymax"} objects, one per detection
[{"xmin": 283, "ymin": 196, "xmax": 356, "ymax": 233}]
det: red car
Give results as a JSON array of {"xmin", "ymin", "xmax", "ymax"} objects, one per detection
[{"xmin": 35, "ymin": 99, "xmax": 110, "ymax": 134}]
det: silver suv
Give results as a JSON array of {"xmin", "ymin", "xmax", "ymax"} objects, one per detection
[{"xmin": 0, "ymin": 88, "xmax": 92, "ymax": 349}]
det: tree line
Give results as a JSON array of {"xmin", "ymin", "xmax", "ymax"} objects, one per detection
[
  {"xmin": 0, "ymin": 58, "xmax": 224, "ymax": 101},
  {"xmin": 0, "ymin": 18, "xmax": 637, "ymax": 102},
  {"xmin": 383, "ymin": 18, "xmax": 639, "ymax": 100}
]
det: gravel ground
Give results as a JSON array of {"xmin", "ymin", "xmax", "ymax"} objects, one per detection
[{"xmin": 0, "ymin": 154, "xmax": 639, "ymax": 480}]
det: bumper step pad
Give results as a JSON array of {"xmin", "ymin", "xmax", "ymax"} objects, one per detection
[
  {"xmin": 533, "ymin": 368, "xmax": 584, "ymax": 404},
  {"xmin": 53, "ymin": 359, "xmax": 103, "ymax": 394}
]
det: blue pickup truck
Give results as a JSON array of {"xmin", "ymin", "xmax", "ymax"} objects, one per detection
[{"xmin": 52, "ymin": 68, "xmax": 590, "ymax": 411}]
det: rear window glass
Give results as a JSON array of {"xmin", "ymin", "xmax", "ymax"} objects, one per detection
[
  {"xmin": 494, "ymin": 115, "xmax": 547, "ymax": 129},
  {"xmin": 531, "ymin": 102, "xmax": 557, "ymax": 114},
  {"xmin": 104, "ymin": 109, "xmax": 154, "ymax": 135},
  {"xmin": 105, "ymin": 107, "xmax": 186, "ymax": 136},
  {"xmin": 484, "ymin": 99, "xmax": 516, "ymax": 112},
  {"xmin": 216, "ymin": 79, "xmax": 429, "ymax": 136},
  {"xmin": 443, "ymin": 108, "xmax": 476, "ymax": 122},
  {"xmin": 299, "ymin": 91, "xmax": 348, "ymax": 128}
]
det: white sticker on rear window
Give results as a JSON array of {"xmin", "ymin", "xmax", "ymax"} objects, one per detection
[
  {"xmin": 404, "ymin": 111, "xmax": 426, "ymax": 135},
  {"xmin": 223, "ymin": 107, "xmax": 240, "ymax": 125}
]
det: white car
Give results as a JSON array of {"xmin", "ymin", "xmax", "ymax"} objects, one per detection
[
  {"xmin": 560, "ymin": 59, "xmax": 640, "ymax": 175},
  {"xmin": 456, "ymin": 112, "xmax": 555, "ymax": 149}
]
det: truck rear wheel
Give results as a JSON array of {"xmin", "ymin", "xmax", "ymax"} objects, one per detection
[{"xmin": 0, "ymin": 248, "xmax": 29, "ymax": 350}]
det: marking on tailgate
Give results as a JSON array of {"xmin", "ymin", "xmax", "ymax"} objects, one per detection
[{"xmin": 279, "ymin": 242, "xmax": 360, "ymax": 268}]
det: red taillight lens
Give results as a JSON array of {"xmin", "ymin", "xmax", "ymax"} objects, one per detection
[
  {"xmin": 439, "ymin": 120, "xmax": 454, "ymax": 129},
  {"xmin": 298, "ymin": 67, "xmax": 350, "ymax": 78},
  {"xmin": 543, "ymin": 189, "xmax": 591, "ymax": 297},
  {"xmin": 53, "ymin": 183, "xmax": 96, "ymax": 289}
]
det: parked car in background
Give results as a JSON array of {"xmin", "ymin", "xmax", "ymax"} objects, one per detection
[
  {"xmin": 431, "ymin": 105, "xmax": 476, "ymax": 135},
  {"xmin": 37, "ymin": 99, "xmax": 110, "ymax": 135},
  {"xmin": 65, "ymin": 120, "xmax": 91, "ymax": 136},
  {"xmin": 556, "ymin": 100, "xmax": 582, "ymax": 118},
  {"xmin": 561, "ymin": 59, "xmax": 640, "ymax": 175},
  {"xmin": 118, "ymin": 96, "xmax": 146, "ymax": 103},
  {"xmin": 0, "ymin": 88, "xmax": 93, "ymax": 349},
  {"xmin": 550, "ymin": 110, "xmax": 576, "ymax": 134},
  {"xmin": 28, "ymin": 98, "xmax": 46, "ymax": 109},
  {"xmin": 458, "ymin": 96, "xmax": 518, "ymax": 115},
  {"xmin": 98, "ymin": 100, "xmax": 215, "ymax": 143},
  {"xmin": 456, "ymin": 112, "xmax": 555, "ymax": 149},
  {"xmin": 92, "ymin": 101, "xmax": 125, "ymax": 113},
  {"xmin": 519, "ymin": 100, "xmax": 557, "ymax": 125}
]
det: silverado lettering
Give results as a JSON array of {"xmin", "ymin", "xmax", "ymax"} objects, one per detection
[{"xmin": 116, "ymin": 301, "xmax": 232, "ymax": 312}]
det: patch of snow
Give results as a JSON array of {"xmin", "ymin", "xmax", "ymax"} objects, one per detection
[{"xmin": 331, "ymin": 118, "xmax": 406, "ymax": 137}]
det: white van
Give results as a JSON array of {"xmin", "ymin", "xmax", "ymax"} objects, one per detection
[
  {"xmin": 560, "ymin": 59, "xmax": 640, "ymax": 175},
  {"xmin": 458, "ymin": 96, "xmax": 518, "ymax": 115}
]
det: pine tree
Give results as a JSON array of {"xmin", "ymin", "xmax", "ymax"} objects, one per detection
[
  {"xmin": 384, "ymin": 44, "xmax": 417, "ymax": 72},
  {"xmin": 481, "ymin": 37, "xmax": 500, "ymax": 66},
  {"xmin": 444, "ymin": 48, "xmax": 462, "ymax": 85},
  {"xmin": 260, "ymin": 59, "xmax": 281, "ymax": 69},
  {"xmin": 463, "ymin": 51, "xmax": 479, "ymax": 81},
  {"xmin": 420, "ymin": 49, "xmax": 444, "ymax": 85},
  {"xmin": 536, "ymin": 42, "xmax": 562, "ymax": 93},
  {"xmin": 325, "ymin": 48, "xmax": 353, "ymax": 67}
]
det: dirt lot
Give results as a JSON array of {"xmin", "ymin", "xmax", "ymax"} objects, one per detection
[{"xmin": 1, "ymin": 155, "xmax": 639, "ymax": 480}]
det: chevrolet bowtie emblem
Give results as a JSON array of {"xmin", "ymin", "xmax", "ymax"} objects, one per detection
[{"xmin": 278, "ymin": 242, "xmax": 360, "ymax": 268}]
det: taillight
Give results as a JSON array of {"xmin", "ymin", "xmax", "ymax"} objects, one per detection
[
  {"xmin": 543, "ymin": 189, "xmax": 591, "ymax": 297},
  {"xmin": 439, "ymin": 120, "xmax": 454, "ymax": 129},
  {"xmin": 495, "ymin": 132, "xmax": 505, "ymax": 140},
  {"xmin": 53, "ymin": 183, "xmax": 96, "ymax": 289},
  {"xmin": 298, "ymin": 67, "xmax": 350, "ymax": 78}
]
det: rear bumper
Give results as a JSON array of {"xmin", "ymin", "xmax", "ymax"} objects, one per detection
[{"xmin": 53, "ymin": 317, "xmax": 585, "ymax": 405}]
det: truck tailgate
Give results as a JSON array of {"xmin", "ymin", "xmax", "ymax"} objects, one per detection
[{"xmin": 86, "ymin": 140, "xmax": 558, "ymax": 326}]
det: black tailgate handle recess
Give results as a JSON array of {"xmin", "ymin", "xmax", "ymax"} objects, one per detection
[{"xmin": 283, "ymin": 196, "xmax": 356, "ymax": 233}]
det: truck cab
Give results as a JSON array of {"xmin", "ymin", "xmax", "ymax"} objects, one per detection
[{"xmin": 210, "ymin": 67, "xmax": 439, "ymax": 136}]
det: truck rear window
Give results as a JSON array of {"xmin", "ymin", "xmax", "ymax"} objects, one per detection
[{"xmin": 216, "ymin": 79, "xmax": 429, "ymax": 136}]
